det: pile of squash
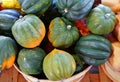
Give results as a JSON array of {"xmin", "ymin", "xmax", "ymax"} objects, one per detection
[{"xmin": 0, "ymin": 0, "xmax": 119, "ymax": 81}]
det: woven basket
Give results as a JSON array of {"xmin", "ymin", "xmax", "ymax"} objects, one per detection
[
  {"xmin": 101, "ymin": 61, "xmax": 120, "ymax": 82},
  {"xmin": 14, "ymin": 64, "xmax": 92, "ymax": 82}
]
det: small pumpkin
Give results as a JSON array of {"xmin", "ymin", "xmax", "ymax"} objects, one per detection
[
  {"xmin": 48, "ymin": 17, "xmax": 79, "ymax": 49},
  {"xmin": 12, "ymin": 14, "xmax": 46, "ymax": 48},
  {"xmin": 86, "ymin": 4, "xmax": 116, "ymax": 35},
  {"xmin": 55, "ymin": 0, "xmax": 94, "ymax": 21},
  {"xmin": 74, "ymin": 34, "xmax": 112, "ymax": 66},
  {"xmin": 0, "ymin": 36, "xmax": 17, "ymax": 71},
  {"xmin": 0, "ymin": 0, "xmax": 21, "ymax": 9},
  {"xmin": 17, "ymin": 47, "xmax": 46, "ymax": 74},
  {"xmin": 43, "ymin": 49, "xmax": 76, "ymax": 81},
  {"xmin": 18, "ymin": 0, "xmax": 52, "ymax": 15},
  {"xmin": 0, "ymin": 9, "xmax": 21, "ymax": 32}
]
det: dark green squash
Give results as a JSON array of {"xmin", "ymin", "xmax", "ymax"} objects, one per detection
[
  {"xmin": 86, "ymin": 4, "xmax": 116, "ymax": 35},
  {"xmin": 18, "ymin": 0, "xmax": 52, "ymax": 15},
  {"xmin": 74, "ymin": 34, "xmax": 112, "ymax": 66},
  {"xmin": 17, "ymin": 47, "xmax": 46, "ymax": 75},
  {"xmin": 55, "ymin": 0, "xmax": 94, "ymax": 21},
  {"xmin": 72, "ymin": 54, "xmax": 84, "ymax": 73},
  {"xmin": 0, "ymin": 9, "xmax": 21, "ymax": 32},
  {"xmin": 48, "ymin": 17, "xmax": 79, "ymax": 49},
  {"xmin": 0, "ymin": 36, "xmax": 17, "ymax": 71}
]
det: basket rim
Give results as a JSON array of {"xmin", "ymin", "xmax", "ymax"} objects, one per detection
[
  {"xmin": 14, "ymin": 64, "xmax": 92, "ymax": 82},
  {"xmin": 101, "ymin": 61, "xmax": 120, "ymax": 82}
]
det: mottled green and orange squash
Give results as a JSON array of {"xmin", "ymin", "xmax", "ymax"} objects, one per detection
[
  {"xmin": 12, "ymin": 14, "xmax": 46, "ymax": 48},
  {"xmin": 43, "ymin": 49, "xmax": 76, "ymax": 81},
  {"xmin": 0, "ymin": 36, "xmax": 17, "ymax": 71},
  {"xmin": 48, "ymin": 17, "xmax": 79, "ymax": 49}
]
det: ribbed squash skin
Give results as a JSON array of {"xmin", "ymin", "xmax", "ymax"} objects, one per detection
[
  {"xmin": 86, "ymin": 4, "xmax": 116, "ymax": 35},
  {"xmin": 0, "ymin": 9, "xmax": 21, "ymax": 31},
  {"xmin": 43, "ymin": 49, "xmax": 76, "ymax": 81},
  {"xmin": 12, "ymin": 14, "xmax": 46, "ymax": 48},
  {"xmin": 74, "ymin": 34, "xmax": 112, "ymax": 66},
  {"xmin": 48, "ymin": 17, "xmax": 79, "ymax": 49},
  {"xmin": 0, "ymin": 36, "xmax": 17, "ymax": 71},
  {"xmin": 17, "ymin": 47, "xmax": 46, "ymax": 74},
  {"xmin": 18, "ymin": 0, "xmax": 52, "ymax": 15},
  {"xmin": 55, "ymin": 0, "xmax": 94, "ymax": 21}
]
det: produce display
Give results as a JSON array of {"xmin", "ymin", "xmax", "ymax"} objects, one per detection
[{"xmin": 0, "ymin": 0, "xmax": 119, "ymax": 81}]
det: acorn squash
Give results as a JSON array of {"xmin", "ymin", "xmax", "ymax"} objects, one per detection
[
  {"xmin": 48, "ymin": 17, "xmax": 79, "ymax": 49},
  {"xmin": 0, "ymin": 9, "xmax": 21, "ymax": 32},
  {"xmin": 74, "ymin": 34, "xmax": 112, "ymax": 66},
  {"xmin": 0, "ymin": 36, "xmax": 17, "ymax": 71},
  {"xmin": 17, "ymin": 47, "xmax": 46, "ymax": 74},
  {"xmin": 43, "ymin": 49, "xmax": 76, "ymax": 81},
  {"xmin": 55, "ymin": 0, "xmax": 94, "ymax": 21},
  {"xmin": 12, "ymin": 14, "xmax": 46, "ymax": 48},
  {"xmin": 18, "ymin": 0, "xmax": 52, "ymax": 15},
  {"xmin": 86, "ymin": 4, "xmax": 116, "ymax": 35}
]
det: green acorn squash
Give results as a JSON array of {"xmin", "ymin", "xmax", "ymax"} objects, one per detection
[
  {"xmin": 18, "ymin": 0, "xmax": 52, "ymax": 15},
  {"xmin": 48, "ymin": 17, "xmax": 79, "ymax": 49},
  {"xmin": 12, "ymin": 14, "xmax": 46, "ymax": 48},
  {"xmin": 86, "ymin": 4, "xmax": 116, "ymax": 35},
  {"xmin": 0, "ymin": 36, "xmax": 17, "ymax": 71},
  {"xmin": 43, "ymin": 49, "xmax": 76, "ymax": 81},
  {"xmin": 55, "ymin": 0, "xmax": 94, "ymax": 21},
  {"xmin": 0, "ymin": 9, "xmax": 21, "ymax": 32},
  {"xmin": 74, "ymin": 34, "xmax": 112, "ymax": 66},
  {"xmin": 17, "ymin": 47, "xmax": 46, "ymax": 75}
]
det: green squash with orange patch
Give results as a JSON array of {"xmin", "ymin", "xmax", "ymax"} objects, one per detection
[
  {"xmin": 48, "ymin": 17, "xmax": 79, "ymax": 49},
  {"xmin": 43, "ymin": 49, "xmax": 76, "ymax": 81},
  {"xmin": 0, "ymin": 36, "xmax": 17, "ymax": 71},
  {"xmin": 12, "ymin": 14, "xmax": 46, "ymax": 48}
]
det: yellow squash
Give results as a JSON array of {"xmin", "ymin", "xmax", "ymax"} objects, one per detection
[{"xmin": 0, "ymin": 0, "xmax": 21, "ymax": 9}]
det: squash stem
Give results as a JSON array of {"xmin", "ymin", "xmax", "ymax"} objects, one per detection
[
  {"xmin": 19, "ymin": 15, "xmax": 23, "ymax": 19},
  {"xmin": 64, "ymin": 8, "xmax": 68, "ymax": 13},
  {"xmin": 67, "ymin": 25, "xmax": 72, "ymax": 30},
  {"xmin": 105, "ymin": 13, "xmax": 111, "ymax": 19}
]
